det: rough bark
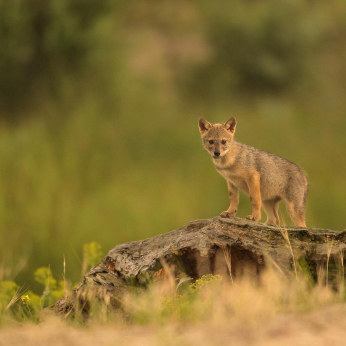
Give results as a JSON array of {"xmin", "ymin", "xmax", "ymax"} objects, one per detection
[{"xmin": 50, "ymin": 217, "xmax": 346, "ymax": 316}]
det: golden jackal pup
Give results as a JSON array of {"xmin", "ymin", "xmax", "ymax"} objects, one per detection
[{"xmin": 198, "ymin": 117, "xmax": 308, "ymax": 227}]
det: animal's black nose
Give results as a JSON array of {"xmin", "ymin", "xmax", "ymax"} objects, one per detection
[{"xmin": 214, "ymin": 151, "xmax": 220, "ymax": 157}]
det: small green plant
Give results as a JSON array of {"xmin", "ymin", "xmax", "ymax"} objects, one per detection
[
  {"xmin": 0, "ymin": 242, "xmax": 104, "ymax": 324},
  {"xmin": 189, "ymin": 274, "xmax": 222, "ymax": 293},
  {"xmin": 34, "ymin": 267, "xmax": 65, "ymax": 308},
  {"xmin": 297, "ymin": 257, "xmax": 315, "ymax": 287},
  {"xmin": 82, "ymin": 242, "xmax": 104, "ymax": 275},
  {"xmin": 0, "ymin": 281, "xmax": 20, "ymax": 312},
  {"xmin": 161, "ymin": 274, "xmax": 223, "ymax": 321},
  {"xmin": 19, "ymin": 294, "xmax": 37, "ymax": 320},
  {"xmin": 0, "ymin": 280, "xmax": 39, "ymax": 323}
]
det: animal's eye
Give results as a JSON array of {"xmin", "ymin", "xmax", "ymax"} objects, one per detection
[
  {"xmin": 209, "ymin": 140, "xmax": 214, "ymax": 144},
  {"xmin": 221, "ymin": 140, "xmax": 226, "ymax": 145}
]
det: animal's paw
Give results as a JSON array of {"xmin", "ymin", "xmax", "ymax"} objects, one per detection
[
  {"xmin": 265, "ymin": 220, "xmax": 277, "ymax": 226},
  {"xmin": 246, "ymin": 214, "xmax": 261, "ymax": 222},
  {"xmin": 220, "ymin": 210, "xmax": 236, "ymax": 218}
]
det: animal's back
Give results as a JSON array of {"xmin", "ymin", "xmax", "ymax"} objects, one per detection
[{"xmin": 235, "ymin": 142, "xmax": 308, "ymax": 201}]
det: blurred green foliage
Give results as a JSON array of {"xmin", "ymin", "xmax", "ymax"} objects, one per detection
[
  {"xmin": 34, "ymin": 266, "xmax": 64, "ymax": 306},
  {"xmin": 0, "ymin": 281, "xmax": 19, "ymax": 311},
  {"xmin": 0, "ymin": 0, "xmax": 345, "ymax": 291},
  {"xmin": 82, "ymin": 241, "xmax": 103, "ymax": 274},
  {"xmin": 0, "ymin": 0, "xmax": 111, "ymax": 111},
  {"xmin": 0, "ymin": 241, "xmax": 102, "ymax": 323},
  {"xmin": 192, "ymin": 0, "xmax": 326, "ymax": 95}
]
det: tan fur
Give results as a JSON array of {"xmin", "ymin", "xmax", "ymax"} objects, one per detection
[{"xmin": 198, "ymin": 117, "xmax": 308, "ymax": 227}]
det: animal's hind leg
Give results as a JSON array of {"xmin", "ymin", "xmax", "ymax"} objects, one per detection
[
  {"xmin": 263, "ymin": 198, "xmax": 280, "ymax": 225},
  {"xmin": 285, "ymin": 200, "xmax": 306, "ymax": 227}
]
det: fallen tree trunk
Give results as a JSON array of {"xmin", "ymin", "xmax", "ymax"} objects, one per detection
[{"xmin": 50, "ymin": 217, "xmax": 346, "ymax": 316}]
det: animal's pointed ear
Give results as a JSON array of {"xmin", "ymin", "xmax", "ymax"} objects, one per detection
[
  {"xmin": 224, "ymin": 117, "xmax": 236, "ymax": 134},
  {"xmin": 198, "ymin": 118, "xmax": 212, "ymax": 134}
]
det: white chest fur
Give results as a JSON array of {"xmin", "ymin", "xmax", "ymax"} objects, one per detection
[{"xmin": 214, "ymin": 164, "xmax": 249, "ymax": 194}]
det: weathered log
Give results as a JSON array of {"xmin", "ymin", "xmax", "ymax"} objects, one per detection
[{"xmin": 50, "ymin": 216, "xmax": 346, "ymax": 316}]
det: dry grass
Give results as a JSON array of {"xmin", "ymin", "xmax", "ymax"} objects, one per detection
[
  {"xmin": 1, "ymin": 231, "xmax": 345, "ymax": 345},
  {"xmin": 1, "ymin": 302, "xmax": 346, "ymax": 346},
  {"xmin": 3, "ymin": 267, "xmax": 343, "ymax": 345}
]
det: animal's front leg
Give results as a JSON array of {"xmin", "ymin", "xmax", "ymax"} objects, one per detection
[
  {"xmin": 220, "ymin": 182, "xmax": 239, "ymax": 218},
  {"xmin": 245, "ymin": 172, "xmax": 262, "ymax": 222}
]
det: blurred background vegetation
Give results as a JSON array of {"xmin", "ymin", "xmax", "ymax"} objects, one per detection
[{"xmin": 0, "ymin": 0, "xmax": 346, "ymax": 293}]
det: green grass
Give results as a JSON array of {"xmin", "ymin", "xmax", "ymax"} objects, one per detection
[
  {"xmin": 0, "ymin": 93, "xmax": 346, "ymax": 291},
  {"xmin": 0, "ymin": 0, "xmax": 346, "ymax": 296},
  {"xmin": 1, "ymin": 3, "xmax": 346, "ymax": 344}
]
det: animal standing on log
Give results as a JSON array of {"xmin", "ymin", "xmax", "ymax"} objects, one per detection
[{"xmin": 198, "ymin": 117, "xmax": 308, "ymax": 227}]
